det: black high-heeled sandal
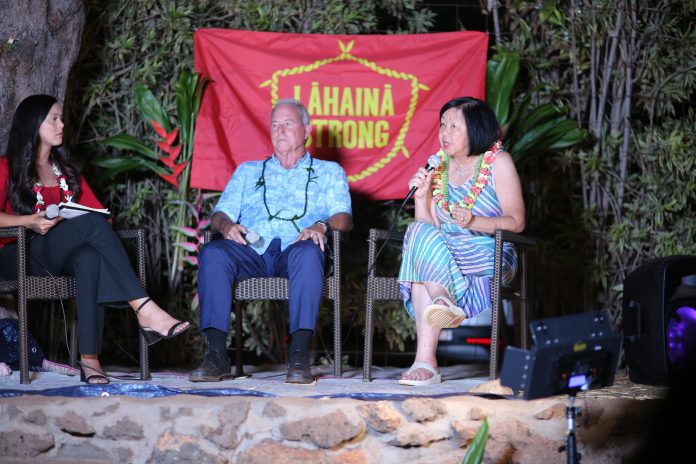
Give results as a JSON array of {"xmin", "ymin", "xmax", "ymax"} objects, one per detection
[
  {"xmin": 80, "ymin": 365, "xmax": 109, "ymax": 384},
  {"xmin": 134, "ymin": 297, "xmax": 190, "ymax": 346}
]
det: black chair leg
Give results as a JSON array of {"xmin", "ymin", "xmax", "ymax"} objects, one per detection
[{"xmin": 235, "ymin": 301, "xmax": 244, "ymax": 377}]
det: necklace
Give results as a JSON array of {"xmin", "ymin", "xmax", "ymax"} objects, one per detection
[
  {"xmin": 255, "ymin": 156, "xmax": 315, "ymax": 232},
  {"xmin": 449, "ymin": 159, "xmax": 468, "ymax": 178},
  {"xmin": 32, "ymin": 162, "xmax": 73, "ymax": 213},
  {"xmin": 431, "ymin": 140, "xmax": 502, "ymax": 213}
]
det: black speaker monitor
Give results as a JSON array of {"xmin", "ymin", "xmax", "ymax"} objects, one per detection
[
  {"xmin": 622, "ymin": 255, "xmax": 696, "ymax": 385},
  {"xmin": 500, "ymin": 311, "xmax": 621, "ymax": 400}
]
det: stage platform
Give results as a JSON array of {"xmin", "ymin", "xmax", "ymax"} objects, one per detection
[{"xmin": 0, "ymin": 363, "xmax": 667, "ymax": 463}]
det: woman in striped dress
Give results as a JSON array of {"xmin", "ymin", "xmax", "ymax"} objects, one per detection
[{"xmin": 398, "ymin": 97, "xmax": 526, "ymax": 386}]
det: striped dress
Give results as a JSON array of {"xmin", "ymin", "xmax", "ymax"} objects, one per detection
[{"xmin": 398, "ymin": 157, "xmax": 518, "ymax": 322}]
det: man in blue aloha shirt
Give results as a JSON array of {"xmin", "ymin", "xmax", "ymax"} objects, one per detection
[{"xmin": 190, "ymin": 99, "xmax": 353, "ymax": 385}]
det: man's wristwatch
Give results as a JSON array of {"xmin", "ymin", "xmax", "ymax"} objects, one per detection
[{"xmin": 316, "ymin": 220, "xmax": 329, "ymax": 233}]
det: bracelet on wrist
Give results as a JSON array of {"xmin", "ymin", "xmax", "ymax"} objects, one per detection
[{"xmin": 316, "ymin": 220, "xmax": 329, "ymax": 233}]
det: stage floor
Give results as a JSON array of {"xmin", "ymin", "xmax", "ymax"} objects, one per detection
[{"xmin": 0, "ymin": 362, "xmax": 496, "ymax": 399}]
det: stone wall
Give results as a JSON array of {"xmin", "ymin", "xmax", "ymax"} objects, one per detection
[{"xmin": 0, "ymin": 393, "xmax": 660, "ymax": 463}]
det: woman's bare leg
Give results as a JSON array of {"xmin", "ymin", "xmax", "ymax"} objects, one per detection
[{"xmin": 401, "ymin": 282, "xmax": 446, "ymax": 381}]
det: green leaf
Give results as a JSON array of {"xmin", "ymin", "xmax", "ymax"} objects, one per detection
[
  {"xmin": 511, "ymin": 118, "xmax": 570, "ymax": 161},
  {"xmin": 100, "ymin": 134, "xmax": 159, "ymax": 160},
  {"xmin": 135, "ymin": 84, "xmax": 171, "ymax": 132},
  {"xmin": 176, "ymin": 71, "xmax": 193, "ymax": 146},
  {"xmin": 516, "ymin": 104, "xmax": 564, "ymax": 134},
  {"xmin": 93, "ymin": 156, "xmax": 171, "ymax": 176},
  {"xmin": 461, "ymin": 417, "xmax": 489, "ymax": 464},
  {"xmin": 92, "ymin": 157, "xmax": 147, "ymax": 176},
  {"xmin": 487, "ymin": 51, "xmax": 520, "ymax": 126},
  {"xmin": 548, "ymin": 125, "xmax": 587, "ymax": 149}
]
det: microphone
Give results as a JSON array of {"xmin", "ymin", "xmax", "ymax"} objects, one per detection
[
  {"xmin": 45, "ymin": 204, "xmax": 60, "ymax": 220},
  {"xmin": 245, "ymin": 230, "xmax": 263, "ymax": 247},
  {"xmin": 404, "ymin": 154, "xmax": 442, "ymax": 203}
]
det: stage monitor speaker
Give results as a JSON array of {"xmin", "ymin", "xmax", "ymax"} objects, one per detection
[
  {"xmin": 622, "ymin": 255, "xmax": 696, "ymax": 385},
  {"xmin": 500, "ymin": 311, "xmax": 621, "ymax": 400}
]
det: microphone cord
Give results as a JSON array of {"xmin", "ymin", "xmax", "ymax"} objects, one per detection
[
  {"xmin": 365, "ymin": 197, "xmax": 409, "ymax": 277},
  {"xmin": 338, "ymin": 197, "xmax": 410, "ymax": 360}
]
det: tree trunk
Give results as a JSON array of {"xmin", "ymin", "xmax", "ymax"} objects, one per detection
[{"xmin": 0, "ymin": 0, "xmax": 85, "ymax": 152}]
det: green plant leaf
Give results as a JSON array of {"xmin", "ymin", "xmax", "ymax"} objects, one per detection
[
  {"xmin": 92, "ymin": 156, "xmax": 171, "ymax": 176},
  {"xmin": 549, "ymin": 125, "xmax": 587, "ymax": 149},
  {"xmin": 516, "ymin": 104, "xmax": 564, "ymax": 134},
  {"xmin": 92, "ymin": 157, "xmax": 146, "ymax": 175},
  {"xmin": 487, "ymin": 51, "xmax": 520, "ymax": 126},
  {"xmin": 135, "ymin": 84, "xmax": 171, "ymax": 132},
  {"xmin": 100, "ymin": 134, "xmax": 159, "ymax": 160},
  {"xmin": 461, "ymin": 417, "xmax": 489, "ymax": 464}
]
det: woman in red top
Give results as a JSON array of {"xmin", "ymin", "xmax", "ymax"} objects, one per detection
[{"xmin": 0, "ymin": 95, "xmax": 190, "ymax": 384}]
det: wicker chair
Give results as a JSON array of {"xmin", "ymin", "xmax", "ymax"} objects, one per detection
[
  {"xmin": 203, "ymin": 229, "xmax": 343, "ymax": 378},
  {"xmin": 0, "ymin": 226, "xmax": 150, "ymax": 384},
  {"xmin": 362, "ymin": 227, "xmax": 536, "ymax": 382}
]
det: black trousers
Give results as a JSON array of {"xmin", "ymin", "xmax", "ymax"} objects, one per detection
[{"xmin": 0, "ymin": 214, "xmax": 146, "ymax": 354}]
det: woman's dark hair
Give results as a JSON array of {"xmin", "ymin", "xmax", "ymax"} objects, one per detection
[
  {"xmin": 439, "ymin": 96, "xmax": 501, "ymax": 156},
  {"xmin": 4, "ymin": 94, "xmax": 81, "ymax": 214}
]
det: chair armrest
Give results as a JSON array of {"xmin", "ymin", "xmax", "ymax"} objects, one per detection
[
  {"xmin": 0, "ymin": 226, "xmax": 23, "ymax": 239},
  {"xmin": 0, "ymin": 226, "xmax": 29, "ymax": 282},
  {"xmin": 115, "ymin": 228, "xmax": 146, "ymax": 254},
  {"xmin": 203, "ymin": 229, "xmax": 221, "ymax": 244},
  {"xmin": 495, "ymin": 229, "xmax": 536, "ymax": 247},
  {"xmin": 368, "ymin": 228, "xmax": 405, "ymax": 243}
]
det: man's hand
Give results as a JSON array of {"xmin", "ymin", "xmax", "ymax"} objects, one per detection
[
  {"xmin": 27, "ymin": 212, "xmax": 61, "ymax": 235},
  {"xmin": 292, "ymin": 222, "xmax": 326, "ymax": 251},
  {"xmin": 221, "ymin": 221, "xmax": 250, "ymax": 245}
]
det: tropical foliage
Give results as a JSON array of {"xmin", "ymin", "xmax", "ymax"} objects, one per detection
[
  {"xmin": 96, "ymin": 70, "xmax": 208, "ymax": 290},
  {"xmin": 486, "ymin": 50, "xmax": 586, "ymax": 167},
  {"xmin": 499, "ymin": 0, "xmax": 696, "ymax": 325}
]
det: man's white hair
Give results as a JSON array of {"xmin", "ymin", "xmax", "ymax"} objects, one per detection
[{"xmin": 271, "ymin": 99, "xmax": 310, "ymax": 126}]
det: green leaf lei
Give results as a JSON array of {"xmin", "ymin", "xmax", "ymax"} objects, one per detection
[{"xmin": 255, "ymin": 156, "xmax": 316, "ymax": 232}]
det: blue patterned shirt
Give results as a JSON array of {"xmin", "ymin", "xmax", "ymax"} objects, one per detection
[{"xmin": 213, "ymin": 152, "xmax": 352, "ymax": 254}]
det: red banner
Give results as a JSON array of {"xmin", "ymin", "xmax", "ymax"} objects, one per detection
[{"xmin": 192, "ymin": 29, "xmax": 487, "ymax": 200}]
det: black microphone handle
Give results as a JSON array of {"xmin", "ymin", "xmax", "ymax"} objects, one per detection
[{"xmin": 404, "ymin": 161, "xmax": 438, "ymax": 204}]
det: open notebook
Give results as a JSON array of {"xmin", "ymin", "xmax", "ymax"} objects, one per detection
[{"xmin": 56, "ymin": 201, "xmax": 111, "ymax": 219}]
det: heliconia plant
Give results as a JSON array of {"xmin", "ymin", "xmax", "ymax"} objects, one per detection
[
  {"xmin": 171, "ymin": 191, "xmax": 213, "ymax": 310},
  {"xmin": 96, "ymin": 70, "xmax": 209, "ymax": 289}
]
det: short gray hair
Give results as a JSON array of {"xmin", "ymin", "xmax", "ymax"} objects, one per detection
[{"xmin": 271, "ymin": 98, "xmax": 310, "ymax": 126}]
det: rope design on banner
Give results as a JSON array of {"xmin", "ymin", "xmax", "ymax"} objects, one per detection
[{"xmin": 260, "ymin": 40, "xmax": 430, "ymax": 184}]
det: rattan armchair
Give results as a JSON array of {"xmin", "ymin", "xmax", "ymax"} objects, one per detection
[
  {"xmin": 362, "ymin": 227, "xmax": 536, "ymax": 382},
  {"xmin": 203, "ymin": 229, "xmax": 343, "ymax": 378},
  {"xmin": 0, "ymin": 226, "xmax": 150, "ymax": 384}
]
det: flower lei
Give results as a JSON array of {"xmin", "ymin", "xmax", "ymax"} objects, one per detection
[
  {"xmin": 33, "ymin": 163, "xmax": 73, "ymax": 213},
  {"xmin": 431, "ymin": 140, "xmax": 503, "ymax": 214},
  {"xmin": 255, "ymin": 156, "xmax": 315, "ymax": 233}
]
